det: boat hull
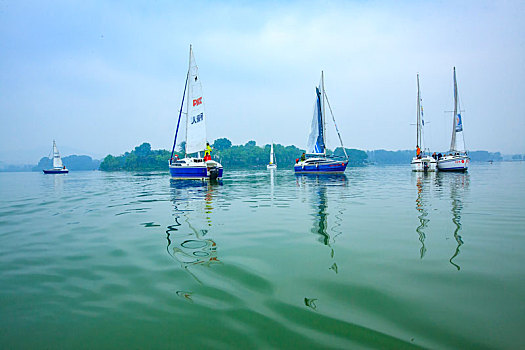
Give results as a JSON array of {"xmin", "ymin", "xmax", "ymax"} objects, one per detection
[
  {"xmin": 267, "ymin": 164, "xmax": 277, "ymax": 169},
  {"xmin": 43, "ymin": 169, "xmax": 68, "ymax": 174},
  {"xmin": 411, "ymin": 157, "xmax": 437, "ymax": 172},
  {"xmin": 294, "ymin": 159, "xmax": 348, "ymax": 174},
  {"xmin": 437, "ymin": 155, "xmax": 469, "ymax": 172},
  {"xmin": 169, "ymin": 158, "xmax": 223, "ymax": 180}
]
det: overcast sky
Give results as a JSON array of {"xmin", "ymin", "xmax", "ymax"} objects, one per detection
[{"xmin": 1, "ymin": 0, "xmax": 524, "ymax": 163}]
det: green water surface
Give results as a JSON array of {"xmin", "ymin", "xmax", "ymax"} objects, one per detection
[{"xmin": 0, "ymin": 162, "xmax": 524, "ymax": 349}]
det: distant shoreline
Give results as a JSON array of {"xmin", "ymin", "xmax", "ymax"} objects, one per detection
[{"xmin": 1, "ymin": 140, "xmax": 521, "ymax": 172}]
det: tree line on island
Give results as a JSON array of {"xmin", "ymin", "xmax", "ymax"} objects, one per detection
[
  {"xmin": 0, "ymin": 139, "xmax": 508, "ymax": 172},
  {"xmin": 98, "ymin": 138, "xmax": 504, "ymax": 171},
  {"xmin": 99, "ymin": 139, "xmax": 367, "ymax": 171}
]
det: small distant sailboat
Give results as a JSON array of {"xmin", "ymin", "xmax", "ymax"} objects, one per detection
[
  {"xmin": 43, "ymin": 140, "xmax": 68, "ymax": 174},
  {"xmin": 168, "ymin": 45, "xmax": 223, "ymax": 180},
  {"xmin": 267, "ymin": 143, "xmax": 277, "ymax": 169},
  {"xmin": 437, "ymin": 67, "xmax": 469, "ymax": 172},
  {"xmin": 411, "ymin": 74, "xmax": 437, "ymax": 172},
  {"xmin": 294, "ymin": 71, "xmax": 348, "ymax": 174}
]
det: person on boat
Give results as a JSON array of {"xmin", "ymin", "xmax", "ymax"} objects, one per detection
[
  {"xmin": 432, "ymin": 152, "xmax": 437, "ymax": 160},
  {"xmin": 204, "ymin": 142, "xmax": 212, "ymax": 161},
  {"xmin": 416, "ymin": 146, "xmax": 421, "ymax": 159},
  {"xmin": 300, "ymin": 153, "xmax": 306, "ymax": 162}
]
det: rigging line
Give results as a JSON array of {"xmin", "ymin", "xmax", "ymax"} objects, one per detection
[
  {"xmin": 170, "ymin": 70, "xmax": 189, "ymax": 161},
  {"xmin": 324, "ymin": 91, "xmax": 348, "ymax": 159}
]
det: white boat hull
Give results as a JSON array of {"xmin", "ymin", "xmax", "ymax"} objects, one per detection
[
  {"xmin": 437, "ymin": 154, "xmax": 469, "ymax": 172},
  {"xmin": 411, "ymin": 157, "xmax": 437, "ymax": 172},
  {"xmin": 267, "ymin": 164, "xmax": 277, "ymax": 169}
]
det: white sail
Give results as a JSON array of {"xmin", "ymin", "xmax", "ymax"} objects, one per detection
[
  {"xmin": 52, "ymin": 141, "xmax": 63, "ymax": 168},
  {"xmin": 269, "ymin": 143, "xmax": 275, "ymax": 164},
  {"xmin": 185, "ymin": 47, "xmax": 207, "ymax": 155}
]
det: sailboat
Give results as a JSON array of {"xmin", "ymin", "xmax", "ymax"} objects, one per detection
[
  {"xmin": 294, "ymin": 71, "xmax": 348, "ymax": 174},
  {"xmin": 267, "ymin": 143, "xmax": 277, "ymax": 169},
  {"xmin": 168, "ymin": 45, "xmax": 223, "ymax": 180},
  {"xmin": 411, "ymin": 74, "xmax": 437, "ymax": 172},
  {"xmin": 43, "ymin": 140, "xmax": 68, "ymax": 174},
  {"xmin": 437, "ymin": 67, "xmax": 469, "ymax": 172}
]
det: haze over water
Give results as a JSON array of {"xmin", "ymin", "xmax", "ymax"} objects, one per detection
[{"xmin": 1, "ymin": 162, "xmax": 524, "ymax": 349}]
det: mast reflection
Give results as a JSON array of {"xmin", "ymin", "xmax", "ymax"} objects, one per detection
[
  {"xmin": 298, "ymin": 174, "xmax": 347, "ymax": 274},
  {"xmin": 447, "ymin": 172, "xmax": 470, "ymax": 270},
  {"xmin": 415, "ymin": 172, "xmax": 431, "ymax": 259},
  {"xmin": 167, "ymin": 181, "xmax": 221, "ymax": 287}
]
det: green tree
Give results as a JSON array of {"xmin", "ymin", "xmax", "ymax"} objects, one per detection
[
  {"xmin": 213, "ymin": 138, "xmax": 232, "ymax": 150},
  {"xmin": 134, "ymin": 143, "xmax": 152, "ymax": 157}
]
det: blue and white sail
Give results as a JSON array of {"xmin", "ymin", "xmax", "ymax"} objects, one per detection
[
  {"xmin": 306, "ymin": 82, "xmax": 326, "ymax": 155},
  {"xmin": 449, "ymin": 67, "xmax": 466, "ymax": 153},
  {"xmin": 185, "ymin": 49, "xmax": 207, "ymax": 155},
  {"xmin": 437, "ymin": 67, "xmax": 469, "ymax": 172},
  {"xmin": 295, "ymin": 71, "xmax": 348, "ymax": 174}
]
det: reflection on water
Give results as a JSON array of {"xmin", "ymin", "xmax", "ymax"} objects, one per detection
[
  {"xmin": 415, "ymin": 173, "xmax": 431, "ymax": 259},
  {"xmin": 446, "ymin": 173, "xmax": 470, "ymax": 270},
  {"xmin": 415, "ymin": 171, "xmax": 471, "ymax": 268},
  {"xmin": 166, "ymin": 181, "xmax": 221, "ymax": 286},
  {"xmin": 296, "ymin": 174, "xmax": 347, "ymax": 310},
  {"xmin": 297, "ymin": 175, "xmax": 347, "ymax": 273}
]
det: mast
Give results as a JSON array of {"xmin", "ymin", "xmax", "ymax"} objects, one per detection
[
  {"xmin": 321, "ymin": 71, "xmax": 326, "ymax": 156},
  {"xmin": 185, "ymin": 45, "xmax": 192, "ymax": 158},
  {"xmin": 450, "ymin": 67, "xmax": 458, "ymax": 152},
  {"xmin": 416, "ymin": 74, "xmax": 421, "ymax": 149}
]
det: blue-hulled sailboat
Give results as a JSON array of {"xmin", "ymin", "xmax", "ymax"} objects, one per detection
[
  {"xmin": 294, "ymin": 71, "xmax": 348, "ymax": 174},
  {"xmin": 43, "ymin": 140, "xmax": 68, "ymax": 174},
  {"xmin": 168, "ymin": 45, "xmax": 223, "ymax": 180}
]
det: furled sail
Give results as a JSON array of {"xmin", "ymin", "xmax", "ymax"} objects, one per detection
[
  {"xmin": 185, "ymin": 48, "xmax": 207, "ymax": 155},
  {"xmin": 449, "ymin": 67, "xmax": 466, "ymax": 152},
  {"xmin": 52, "ymin": 141, "xmax": 63, "ymax": 168},
  {"xmin": 269, "ymin": 143, "xmax": 275, "ymax": 164},
  {"xmin": 306, "ymin": 86, "xmax": 325, "ymax": 154}
]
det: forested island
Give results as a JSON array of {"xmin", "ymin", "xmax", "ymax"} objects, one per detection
[
  {"xmin": 98, "ymin": 139, "xmax": 509, "ymax": 171},
  {"xmin": 33, "ymin": 155, "xmax": 101, "ymax": 171},
  {"xmin": 99, "ymin": 138, "xmax": 368, "ymax": 171},
  {"xmin": 0, "ymin": 141, "xmax": 512, "ymax": 172}
]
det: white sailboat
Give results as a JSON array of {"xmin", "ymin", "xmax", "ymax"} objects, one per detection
[
  {"xmin": 267, "ymin": 143, "xmax": 277, "ymax": 169},
  {"xmin": 411, "ymin": 74, "xmax": 437, "ymax": 172},
  {"xmin": 437, "ymin": 67, "xmax": 469, "ymax": 172},
  {"xmin": 294, "ymin": 71, "xmax": 349, "ymax": 174},
  {"xmin": 43, "ymin": 140, "xmax": 68, "ymax": 174},
  {"xmin": 168, "ymin": 45, "xmax": 223, "ymax": 180}
]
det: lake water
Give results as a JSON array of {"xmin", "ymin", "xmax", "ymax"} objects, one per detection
[{"xmin": 1, "ymin": 162, "xmax": 524, "ymax": 349}]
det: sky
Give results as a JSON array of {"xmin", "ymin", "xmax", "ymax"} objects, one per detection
[{"xmin": 1, "ymin": 0, "xmax": 524, "ymax": 163}]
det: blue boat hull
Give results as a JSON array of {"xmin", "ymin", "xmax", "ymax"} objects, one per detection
[
  {"xmin": 43, "ymin": 169, "xmax": 68, "ymax": 174},
  {"xmin": 169, "ymin": 166, "xmax": 223, "ymax": 180},
  {"xmin": 294, "ymin": 161, "xmax": 348, "ymax": 174}
]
